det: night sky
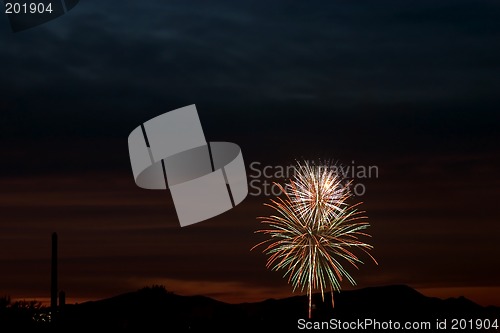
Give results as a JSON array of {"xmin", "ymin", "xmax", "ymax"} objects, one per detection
[{"xmin": 1, "ymin": 0, "xmax": 499, "ymax": 307}]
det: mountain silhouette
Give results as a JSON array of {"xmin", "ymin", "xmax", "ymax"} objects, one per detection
[{"xmin": 19, "ymin": 284, "xmax": 500, "ymax": 331}]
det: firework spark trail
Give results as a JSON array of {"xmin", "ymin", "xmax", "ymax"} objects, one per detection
[
  {"xmin": 288, "ymin": 161, "xmax": 352, "ymax": 228},
  {"xmin": 252, "ymin": 160, "xmax": 377, "ymax": 318}
]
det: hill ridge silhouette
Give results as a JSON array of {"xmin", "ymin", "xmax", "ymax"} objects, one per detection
[{"xmin": 50, "ymin": 284, "xmax": 498, "ymax": 331}]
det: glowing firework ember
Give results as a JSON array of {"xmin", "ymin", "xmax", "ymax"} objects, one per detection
[{"xmin": 252, "ymin": 160, "xmax": 377, "ymax": 318}]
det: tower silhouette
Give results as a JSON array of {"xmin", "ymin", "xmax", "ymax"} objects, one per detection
[{"xmin": 51, "ymin": 232, "xmax": 58, "ymax": 315}]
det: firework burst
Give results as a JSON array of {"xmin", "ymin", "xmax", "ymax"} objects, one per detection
[{"xmin": 252, "ymin": 160, "xmax": 377, "ymax": 318}]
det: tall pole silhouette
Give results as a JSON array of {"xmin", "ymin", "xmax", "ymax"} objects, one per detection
[{"xmin": 51, "ymin": 232, "xmax": 58, "ymax": 315}]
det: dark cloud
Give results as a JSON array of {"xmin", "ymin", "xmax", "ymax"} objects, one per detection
[{"xmin": 1, "ymin": 0, "xmax": 499, "ymax": 141}]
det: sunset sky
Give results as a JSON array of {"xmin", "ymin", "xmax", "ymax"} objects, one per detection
[{"xmin": 1, "ymin": 1, "xmax": 499, "ymax": 307}]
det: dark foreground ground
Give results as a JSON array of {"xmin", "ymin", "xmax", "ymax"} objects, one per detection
[{"xmin": 1, "ymin": 284, "xmax": 499, "ymax": 331}]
